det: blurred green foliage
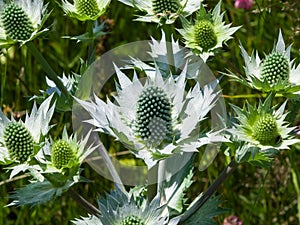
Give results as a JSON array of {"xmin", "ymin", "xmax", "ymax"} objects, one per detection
[{"xmin": 1, "ymin": 0, "xmax": 300, "ymax": 224}]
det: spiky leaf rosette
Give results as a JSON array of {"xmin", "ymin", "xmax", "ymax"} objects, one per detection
[
  {"xmin": 152, "ymin": 0, "xmax": 179, "ymax": 14},
  {"xmin": 4, "ymin": 122, "xmax": 34, "ymax": 162},
  {"xmin": 135, "ymin": 86, "xmax": 172, "ymax": 147},
  {"xmin": 62, "ymin": 0, "xmax": 111, "ymax": 21},
  {"xmin": 227, "ymin": 94, "xmax": 300, "ymax": 166},
  {"xmin": 117, "ymin": 0, "xmax": 202, "ymax": 24},
  {"xmin": 227, "ymin": 30, "xmax": 300, "ymax": 97},
  {"xmin": 1, "ymin": 3, "xmax": 34, "ymax": 40},
  {"xmin": 178, "ymin": 1, "xmax": 240, "ymax": 62},
  {"xmin": 51, "ymin": 140, "xmax": 75, "ymax": 169}
]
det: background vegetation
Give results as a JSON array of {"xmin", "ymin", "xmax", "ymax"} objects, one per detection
[{"xmin": 0, "ymin": 0, "xmax": 300, "ymax": 224}]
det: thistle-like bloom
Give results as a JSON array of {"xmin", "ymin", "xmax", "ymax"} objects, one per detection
[
  {"xmin": 117, "ymin": 0, "xmax": 202, "ymax": 24},
  {"xmin": 234, "ymin": 0, "xmax": 253, "ymax": 10},
  {"xmin": 62, "ymin": 0, "xmax": 111, "ymax": 21},
  {"xmin": 228, "ymin": 95, "xmax": 299, "ymax": 164},
  {"xmin": 0, "ymin": 95, "xmax": 55, "ymax": 164},
  {"xmin": 0, "ymin": 0, "xmax": 49, "ymax": 47},
  {"xmin": 73, "ymin": 187, "xmax": 178, "ymax": 225},
  {"xmin": 229, "ymin": 30, "xmax": 300, "ymax": 96},
  {"xmin": 77, "ymin": 64, "xmax": 223, "ymax": 168},
  {"xmin": 178, "ymin": 1, "xmax": 240, "ymax": 62},
  {"xmin": 46, "ymin": 127, "xmax": 95, "ymax": 171},
  {"xmin": 8, "ymin": 128, "xmax": 96, "ymax": 207}
]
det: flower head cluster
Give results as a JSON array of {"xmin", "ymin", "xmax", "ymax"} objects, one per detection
[
  {"xmin": 117, "ymin": 0, "xmax": 202, "ymax": 25},
  {"xmin": 62, "ymin": 0, "xmax": 111, "ymax": 21},
  {"xmin": 228, "ymin": 95, "xmax": 299, "ymax": 164},
  {"xmin": 77, "ymin": 64, "xmax": 224, "ymax": 168},
  {"xmin": 229, "ymin": 30, "xmax": 300, "ymax": 96},
  {"xmin": 73, "ymin": 187, "xmax": 177, "ymax": 225},
  {"xmin": 178, "ymin": 1, "xmax": 240, "ymax": 61},
  {"xmin": 0, "ymin": 0, "xmax": 49, "ymax": 47},
  {"xmin": 0, "ymin": 95, "xmax": 55, "ymax": 164}
]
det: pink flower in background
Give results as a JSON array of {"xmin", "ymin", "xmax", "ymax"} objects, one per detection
[
  {"xmin": 223, "ymin": 215, "xmax": 243, "ymax": 225},
  {"xmin": 234, "ymin": 0, "xmax": 253, "ymax": 10}
]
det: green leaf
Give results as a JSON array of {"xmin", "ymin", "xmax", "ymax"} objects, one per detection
[{"xmin": 182, "ymin": 195, "xmax": 228, "ymax": 225}]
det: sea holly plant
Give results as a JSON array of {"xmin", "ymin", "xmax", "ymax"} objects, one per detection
[
  {"xmin": 0, "ymin": 94, "xmax": 55, "ymax": 167},
  {"xmin": 76, "ymin": 62, "xmax": 224, "ymax": 169},
  {"xmin": 1, "ymin": 0, "xmax": 300, "ymax": 224},
  {"xmin": 227, "ymin": 30, "xmax": 300, "ymax": 97},
  {"xmin": 117, "ymin": 0, "xmax": 202, "ymax": 25},
  {"xmin": 226, "ymin": 94, "xmax": 300, "ymax": 167},
  {"xmin": 61, "ymin": 0, "xmax": 111, "ymax": 21},
  {"xmin": 8, "ymin": 127, "xmax": 96, "ymax": 207},
  {"xmin": 0, "ymin": 0, "xmax": 50, "ymax": 48},
  {"xmin": 178, "ymin": 1, "xmax": 240, "ymax": 61}
]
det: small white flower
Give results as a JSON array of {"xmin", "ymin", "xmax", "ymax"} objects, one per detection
[
  {"xmin": 0, "ymin": 0, "xmax": 49, "ymax": 47},
  {"xmin": 228, "ymin": 30, "xmax": 300, "ymax": 96},
  {"xmin": 62, "ymin": 0, "xmax": 111, "ymax": 21},
  {"xmin": 178, "ymin": 1, "xmax": 240, "ymax": 62},
  {"xmin": 0, "ymin": 95, "xmax": 55, "ymax": 164},
  {"xmin": 117, "ymin": 0, "xmax": 202, "ymax": 24},
  {"xmin": 76, "ymin": 64, "xmax": 224, "ymax": 168}
]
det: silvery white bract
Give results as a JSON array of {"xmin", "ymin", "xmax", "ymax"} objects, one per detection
[
  {"xmin": 117, "ymin": 0, "xmax": 202, "ymax": 25},
  {"xmin": 178, "ymin": 1, "xmax": 240, "ymax": 62},
  {"xmin": 76, "ymin": 63, "xmax": 224, "ymax": 168},
  {"xmin": 62, "ymin": 0, "xmax": 111, "ymax": 21},
  {"xmin": 228, "ymin": 30, "xmax": 300, "ymax": 97},
  {"xmin": 72, "ymin": 186, "xmax": 177, "ymax": 225},
  {"xmin": 0, "ymin": 94, "xmax": 55, "ymax": 166},
  {"xmin": 0, "ymin": 0, "xmax": 49, "ymax": 47}
]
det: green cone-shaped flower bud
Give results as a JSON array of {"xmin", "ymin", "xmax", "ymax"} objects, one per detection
[
  {"xmin": 252, "ymin": 114, "xmax": 280, "ymax": 145},
  {"xmin": 75, "ymin": 0, "xmax": 100, "ymax": 19},
  {"xmin": 1, "ymin": 3, "xmax": 34, "ymax": 40},
  {"xmin": 4, "ymin": 122, "xmax": 34, "ymax": 162},
  {"xmin": 152, "ymin": 0, "xmax": 180, "ymax": 14},
  {"xmin": 261, "ymin": 52, "xmax": 290, "ymax": 86},
  {"xmin": 135, "ymin": 86, "xmax": 172, "ymax": 146},
  {"xmin": 121, "ymin": 215, "xmax": 145, "ymax": 225},
  {"xmin": 194, "ymin": 20, "xmax": 217, "ymax": 51},
  {"xmin": 51, "ymin": 140, "xmax": 75, "ymax": 169}
]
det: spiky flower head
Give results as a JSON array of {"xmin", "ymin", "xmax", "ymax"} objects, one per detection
[
  {"xmin": 117, "ymin": 0, "xmax": 202, "ymax": 25},
  {"xmin": 228, "ymin": 94, "xmax": 299, "ymax": 165},
  {"xmin": 135, "ymin": 86, "xmax": 172, "ymax": 147},
  {"xmin": 178, "ymin": 1, "xmax": 240, "ymax": 62},
  {"xmin": 0, "ymin": 0, "xmax": 49, "ymax": 47},
  {"xmin": 73, "ymin": 187, "xmax": 173, "ymax": 225},
  {"xmin": 62, "ymin": 0, "xmax": 111, "ymax": 21},
  {"xmin": 228, "ymin": 30, "xmax": 300, "ymax": 96},
  {"xmin": 4, "ymin": 122, "xmax": 34, "ymax": 162},
  {"xmin": 0, "ymin": 95, "xmax": 55, "ymax": 165},
  {"xmin": 51, "ymin": 140, "xmax": 75, "ymax": 169},
  {"xmin": 76, "ymin": 63, "xmax": 224, "ymax": 168}
]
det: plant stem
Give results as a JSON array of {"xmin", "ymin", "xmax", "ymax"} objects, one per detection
[
  {"xmin": 163, "ymin": 24, "xmax": 176, "ymax": 75},
  {"xmin": 0, "ymin": 49, "xmax": 7, "ymax": 108},
  {"xmin": 26, "ymin": 41, "xmax": 71, "ymax": 100},
  {"xmin": 87, "ymin": 20, "xmax": 95, "ymax": 65},
  {"xmin": 147, "ymin": 163, "xmax": 158, "ymax": 201},
  {"xmin": 179, "ymin": 160, "xmax": 238, "ymax": 223},
  {"xmin": 67, "ymin": 189, "xmax": 100, "ymax": 215}
]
